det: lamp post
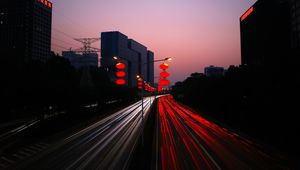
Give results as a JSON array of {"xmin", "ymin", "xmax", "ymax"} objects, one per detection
[
  {"xmin": 114, "ymin": 56, "xmax": 172, "ymax": 147},
  {"xmin": 136, "ymin": 75, "xmax": 145, "ymax": 146}
]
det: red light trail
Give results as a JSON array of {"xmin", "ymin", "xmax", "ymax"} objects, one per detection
[{"xmin": 157, "ymin": 95, "xmax": 287, "ymax": 169}]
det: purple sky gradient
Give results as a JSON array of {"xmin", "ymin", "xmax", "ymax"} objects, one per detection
[{"xmin": 51, "ymin": 0, "xmax": 256, "ymax": 83}]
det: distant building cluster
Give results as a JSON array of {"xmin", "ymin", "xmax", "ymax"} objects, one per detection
[
  {"xmin": 0, "ymin": 0, "xmax": 52, "ymax": 63},
  {"xmin": 101, "ymin": 31, "xmax": 154, "ymax": 87},
  {"xmin": 240, "ymin": 0, "xmax": 300, "ymax": 71},
  {"xmin": 204, "ymin": 66, "xmax": 225, "ymax": 77},
  {"xmin": 62, "ymin": 51, "xmax": 98, "ymax": 69}
]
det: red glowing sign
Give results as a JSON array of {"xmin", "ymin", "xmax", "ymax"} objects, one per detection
[
  {"xmin": 138, "ymin": 81, "xmax": 143, "ymax": 85},
  {"xmin": 138, "ymin": 86, "xmax": 142, "ymax": 89},
  {"xmin": 115, "ymin": 79, "xmax": 126, "ymax": 85},
  {"xmin": 38, "ymin": 0, "xmax": 52, "ymax": 8},
  {"xmin": 116, "ymin": 63, "xmax": 125, "ymax": 70},
  {"xmin": 116, "ymin": 71, "xmax": 126, "ymax": 78},
  {"xmin": 160, "ymin": 71, "xmax": 170, "ymax": 78},
  {"xmin": 160, "ymin": 63, "xmax": 169, "ymax": 70},
  {"xmin": 241, "ymin": 7, "xmax": 253, "ymax": 21}
]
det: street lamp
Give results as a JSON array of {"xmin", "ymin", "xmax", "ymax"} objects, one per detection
[
  {"xmin": 113, "ymin": 56, "xmax": 172, "ymax": 146},
  {"xmin": 136, "ymin": 74, "xmax": 145, "ymax": 146},
  {"xmin": 153, "ymin": 57, "xmax": 172, "ymax": 62}
]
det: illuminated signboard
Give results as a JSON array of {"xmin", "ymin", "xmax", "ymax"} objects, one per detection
[
  {"xmin": 241, "ymin": 7, "xmax": 254, "ymax": 21},
  {"xmin": 37, "ymin": 0, "xmax": 52, "ymax": 8}
]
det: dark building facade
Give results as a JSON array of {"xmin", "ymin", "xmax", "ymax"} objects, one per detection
[
  {"xmin": 147, "ymin": 51, "xmax": 154, "ymax": 84},
  {"xmin": 0, "ymin": 0, "xmax": 52, "ymax": 64},
  {"xmin": 101, "ymin": 31, "xmax": 154, "ymax": 86},
  {"xmin": 240, "ymin": 0, "xmax": 293, "ymax": 70},
  {"xmin": 290, "ymin": 0, "xmax": 300, "ymax": 50}
]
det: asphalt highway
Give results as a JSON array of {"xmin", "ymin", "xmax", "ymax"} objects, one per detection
[
  {"xmin": 9, "ymin": 97, "xmax": 155, "ymax": 170},
  {"xmin": 157, "ymin": 95, "xmax": 287, "ymax": 170}
]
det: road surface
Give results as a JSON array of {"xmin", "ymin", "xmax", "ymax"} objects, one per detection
[
  {"xmin": 4, "ymin": 97, "xmax": 155, "ymax": 170},
  {"xmin": 157, "ymin": 95, "xmax": 288, "ymax": 170}
]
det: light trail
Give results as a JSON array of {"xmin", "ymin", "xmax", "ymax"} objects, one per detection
[
  {"xmin": 157, "ymin": 95, "xmax": 287, "ymax": 170},
  {"xmin": 11, "ymin": 97, "xmax": 155, "ymax": 170}
]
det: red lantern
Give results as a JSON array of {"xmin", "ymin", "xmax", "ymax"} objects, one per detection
[
  {"xmin": 116, "ymin": 71, "xmax": 126, "ymax": 78},
  {"xmin": 158, "ymin": 86, "xmax": 163, "ymax": 92},
  {"xmin": 115, "ymin": 79, "xmax": 126, "ymax": 85},
  {"xmin": 116, "ymin": 62, "xmax": 125, "ymax": 69},
  {"xmin": 138, "ymin": 86, "xmax": 142, "ymax": 89},
  {"xmin": 160, "ymin": 63, "xmax": 169, "ymax": 70},
  {"xmin": 159, "ymin": 79, "xmax": 170, "ymax": 86},
  {"xmin": 160, "ymin": 71, "xmax": 170, "ymax": 78}
]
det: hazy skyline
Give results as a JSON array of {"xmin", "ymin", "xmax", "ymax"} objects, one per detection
[{"xmin": 51, "ymin": 0, "xmax": 256, "ymax": 83}]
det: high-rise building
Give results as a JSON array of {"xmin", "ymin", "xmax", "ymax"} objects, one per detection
[
  {"xmin": 62, "ymin": 51, "xmax": 98, "ymax": 69},
  {"xmin": 240, "ymin": 0, "xmax": 292, "ymax": 69},
  {"xmin": 290, "ymin": 0, "xmax": 300, "ymax": 51},
  {"xmin": 101, "ymin": 31, "xmax": 154, "ymax": 86},
  {"xmin": 0, "ymin": 0, "xmax": 52, "ymax": 64}
]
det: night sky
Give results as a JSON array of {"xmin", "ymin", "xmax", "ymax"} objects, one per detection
[{"xmin": 51, "ymin": 0, "xmax": 256, "ymax": 83}]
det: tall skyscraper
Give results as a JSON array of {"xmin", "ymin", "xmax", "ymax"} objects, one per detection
[
  {"xmin": 101, "ymin": 31, "xmax": 154, "ymax": 86},
  {"xmin": 290, "ymin": 0, "xmax": 300, "ymax": 51},
  {"xmin": 0, "ymin": 0, "xmax": 52, "ymax": 64},
  {"xmin": 240, "ymin": 0, "xmax": 291, "ymax": 69}
]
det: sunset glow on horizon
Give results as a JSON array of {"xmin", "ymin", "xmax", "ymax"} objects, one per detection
[{"xmin": 51, "ymin": 0, "xmax": 256, "ymax": 83}]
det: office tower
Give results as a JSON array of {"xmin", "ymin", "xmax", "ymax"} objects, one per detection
[
  {"xmin": 101, "ymin": 31, "xmax": 154, "ymax": 86},
  {"xmin": 240, "ymin": 0, "xmax": 291, "ymax": 69},
  {"xmin": 0, "ymin": 0, "xmax": 52, "ymax": 63}
]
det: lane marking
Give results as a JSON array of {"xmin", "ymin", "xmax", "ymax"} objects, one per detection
[
  {"xmin": 29, "ymin": 146, "xmax": 43, "ymax": 152},
  {"xmin": 1, "ymin": 157, "xmax": 15, "ymax": 164},
  {"xmin": 12, "ymin": 154, "xmax": 25, "ymax": 160},
  {"xmin": 23, "ymin": 148, "xmax": 36, "ymax": 154},
  {"xmin": 18, "ymin": 151, "xmax": 31, "ymax": 157}
]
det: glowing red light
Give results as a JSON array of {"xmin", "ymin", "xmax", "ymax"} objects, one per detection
[
  {"xmin": 116, "ymin": 71, "xmax": 126, "ymax": 78},
  {"xmin": 38, "ymin": 0, "xmax": 52, "ymax": 8},
  {"xmin": 138, "ymin": 86, "xmax": 142, "ymax": 89},
  {"xmin": 115, "ymin": 79, "xmax": 126, "ymax": 85},
  {"xmin": 241, "ymin": 7, "xmax": 254, "ymax": 21},
  {"xmin": 159, "ymin": 79, "xmax": 170, "ymax": 86},
  {"xmin": 160, "ymin": 71, "xmax": 170, "ymax": 78},
  {"xmin": 116, "ymin": 63, "xmax": 125, "ymax": 69},
  {"xmin": 160, "ymin": 63, "xmax": 169, "ymax": 70},
  {"xmin": 138, "ymin": 81, "xmax": 143, "ymax": 85}
]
